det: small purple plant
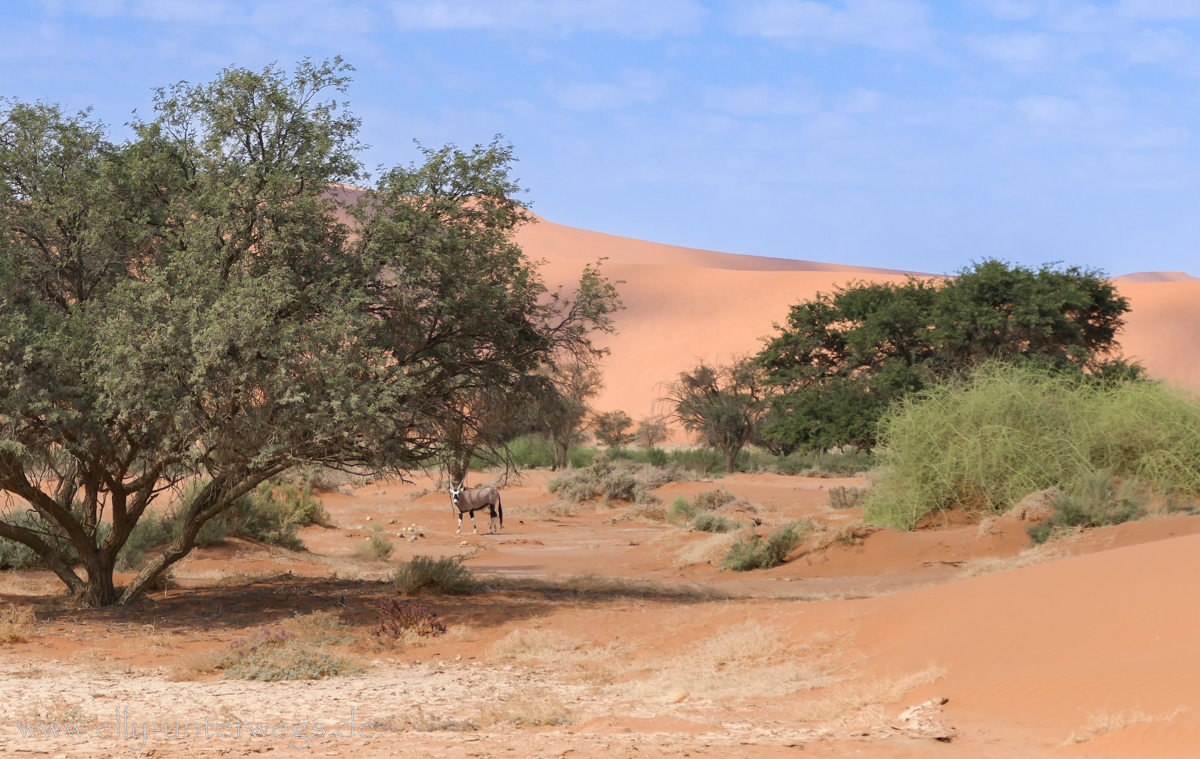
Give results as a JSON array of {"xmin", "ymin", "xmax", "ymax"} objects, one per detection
[{"xmin": 374, "ymin": 596, "xmax": 446, "ymax": 638}]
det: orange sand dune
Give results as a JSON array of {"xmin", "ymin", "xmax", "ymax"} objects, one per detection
[
  {"xmin": 815, "ymin": 531, "xmax": 1200, "ymax": 755},
  {"xmin": 521, "ymin": 219, "xmax": 1200, "ymax": 417}
]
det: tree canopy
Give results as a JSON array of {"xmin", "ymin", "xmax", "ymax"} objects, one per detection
[
  {"xmin": 756, "ymin": 260, "xmax": 1138, "ymax": 453},
  {"xmin": 0, "ymin": 58, "xmax": 620, "ymax": 605}
]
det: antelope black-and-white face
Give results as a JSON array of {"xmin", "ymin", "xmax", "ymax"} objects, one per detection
[{"xmin": 449, "ymin": 483, "xmax": 463, "ymax": 506}]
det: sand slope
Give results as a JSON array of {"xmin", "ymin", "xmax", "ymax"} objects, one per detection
[{"xmin": 838, "ymin": 531, "xmax": 1200, "ymax": 755}]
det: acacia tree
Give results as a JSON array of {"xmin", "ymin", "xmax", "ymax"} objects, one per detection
[
  {"xmin": 354, "ymin": 142, "xmax": 622, "ymax": 486},
  {"xmin": 0, "ymin": 59, "xmax": 617, "ymax": 606},
  {"xmin": 756, "ymin": 261, "xmax": 1140, "ymax": 453},
  {"xmin": 592, "ymin": 410, "xmax": 634, "ymax": 451},
  {"xmin": 536, "ymin": 362, "xmax": 603, "ymax": 469},
  {"xmin": 663, "ymin": 359, "xmax": 767, "ymax": 473},
  {"xmin": 636, "ymin": 417, "xmax": 669, "ymax": 448}
]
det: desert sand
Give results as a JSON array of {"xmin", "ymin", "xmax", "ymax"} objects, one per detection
[{"xmin": 5, "ymin": 471, "xmax": 1200, "ymax": 757}]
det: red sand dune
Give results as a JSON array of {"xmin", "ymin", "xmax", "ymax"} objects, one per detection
[{"xmin": 519, "ymin": 218, "xmax": 1200, "ymax": 417}]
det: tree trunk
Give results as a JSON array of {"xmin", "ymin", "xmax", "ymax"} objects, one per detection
[
  {"xmin": 723, "ymin": 446, "xmax": 740, "ymax": 475},
  {"xmin": 79, "ymin": 571, "xmax": 119, "ymax": 607}
]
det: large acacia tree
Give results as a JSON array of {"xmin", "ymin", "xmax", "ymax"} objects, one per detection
[
  {"xmin": 0, "ymin": 59, "xmax": 619, "ymax": 606},
  {"xmin": 756, "ymin": 260, "xmax": 1139, "ymax": 453}
]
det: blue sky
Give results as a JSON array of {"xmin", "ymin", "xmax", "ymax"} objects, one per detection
[{"xmin": 4, "ymin": 1, "xmax": 1200, "ymax": 275}]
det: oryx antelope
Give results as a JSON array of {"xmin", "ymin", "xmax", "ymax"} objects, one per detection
[{"xmin": 449, "ymin": 481, "xmax": 504, "ymax": 535}]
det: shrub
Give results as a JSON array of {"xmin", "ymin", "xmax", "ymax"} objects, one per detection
[
  {"xmin": 865, "ymin": 364, "xmax": 1200, "ymax": 529},
  {"xmin": 548, "ymin": 458, "xmax": 663, "ymax": 505},
  {"xmin": 828, "ymin": 486, "xmax": 868, "ymax": 510},
  {"xmin": 693, "ymin": 489, "xmax": 737, "ymax": 511},
  {"xmin": 0, "ymin": 604, "xmax": 36, "ymax": 646},
  {"xmin": 391, "ymin": 556, "xmax": 478, "ymax": 595},
  {"xmin": 1027, "ymin": 470, "xmax": 1147, "ymax": 544},
  {"xmin": 216, "ymin": 628, "xmax": 362, "ymax": 681},
  {"xmin": 668, "ymin": 497, "xmax": 697, "ymax": 522},
  {"xmin": 691, "ymin": 513, "xmax": 740, "ymax": 533},
  {"xmin": 168, "ymin": 480, "xmax": 332, "ymax": 551},
  {"xmin": 374, "ymin": 597, "xmax": 447, "ymax": 639},
  {"xmin": 359, "ymin": 533, "xmax": 394, "ymax": 560},
  {"xmin": 722, "ymin": 521, "xmax": 809, "ymax": 572}
]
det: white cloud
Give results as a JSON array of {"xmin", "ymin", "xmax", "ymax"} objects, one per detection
[
  {"xmin": 546, "ymin": 70, "xmax": 670, "ymax": 111},
  {"xmin": 1118, "ymin": 0, "xmax": 1200, "ymax": 19},
  {"xmin": 972, "ymin": 0, "xmax": 1039, "ymax": 21},
  {"xmin": 390, "ymin": 0, "xmax": 706, "ymax": 38},
  {"xmin": 702, "ymin": 82, "xmax": 820, "ymax": 114},
  {"xmin": 729, "ymin": 0, "xmax": 934, "ymax": 50},
  {"xmin": 970, "ymin": 32, "xmax": 1056, "ymax": 65}
]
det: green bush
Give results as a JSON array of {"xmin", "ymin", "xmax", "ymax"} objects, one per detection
[
  {"xmin": 1027, "ymin": 470, "xmax": 1147, "ymax": 544},
  {"xmin": 391, "ymin": 556, "xmax": 478, "ymax": 595},
  {"xmin": 668, "ymin": 496, "xmax": 697, "ymax": 523},
  {"xmin": 116, "ymin": 511, "xmax": 172, "ymax": 570},
  {"xmin": 691, "ymin": 513, "xmax": 740, "ymax": 533},
  {"xmin": 722, "ymin": 521, "xmax": 809, "ymax": 571},
  {"xmin": 865, "ymin": 364, "xmax": 1200, "ymax": 529}
]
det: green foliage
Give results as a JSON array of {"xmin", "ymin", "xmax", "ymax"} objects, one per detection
[
  {"xmin": 592, "ymin": 410, "xmax": 635, "ymax": 450},
  {"xmin": 391, "ymin": 556, "xmax": 478, "ymax": 595},
  {"xmin": 0, "ymin": 59, "xmax": 620, "ymax": 606},
  {"xmin": 116, "ymin": 512, "xmax": 172, "ymax": 571},
  {"xmin": 691, "ymin": 513, "xmax": 741, "ymax": 533},
  {"xmin": 668, "ymin": 497, "xmax": 697, "ymax": 522},
  {"xmin": 758, "ymin": 261, "xmax": 1139, "ymax": 453},
  {"xmin": 1027, "ymin": 470, "xmax": 1147, "ymax": 544},
  {"xmin": 488, "ymin": 435, "xmax": 595, "ymax": 470},
  {"xmin": 866, "ymin": 364, "xmax": 1200, "ymax": 529},
  {"xmin": 722, "ymin": 521, "xmax": 809, "ymax": 572},
  {"xmin": 663, "ymin": 359, "xmax": 767, "ymax": 474}
]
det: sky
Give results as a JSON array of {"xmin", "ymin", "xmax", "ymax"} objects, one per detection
[{"xmin": 3, "ymin": 1, "xmax": 1200, "ymax": 276}]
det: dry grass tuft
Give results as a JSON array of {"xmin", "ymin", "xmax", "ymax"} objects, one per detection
[
  {"xmin": 624, "ymin": 500, "xmax": 668, "ymax": 522},
  {"xmin": 675, "ymin": 532, "xmax": 739, "ymax": 567},
  {"xmin": 0, "ymin": 604, "xmax": 36, "ymax": 646},
  {"xmin": 480, "ymin": 689, "xmax": 573, "ymax": 727},
  {"xmin": 376, "ymin": 706, "xmax": 479, "ymax": 732},
  {"xmin": 809, "ymin": 520, "xmax": 873, "ymax": 554},
  {"xmin": 959, "ymin": 542, "xmax": 1069, "ymax": 577},
  {"xmin": 791, "ymin": 665, "xmax": 946, "ymax": 725},
  {"xmin": 1064, "ymin": 707, "xmax": 1186, "ymax": 745},
  {"xmin": 167, "ymin": 651, "xmax": 222, "ymax": 682},
  {"xmin": 490, "ymin": 628, "xmax": 584, "ymax": 662},
  {"xmin": 625, "ymin": 622, "xmax": 844, "ymax": 704}
]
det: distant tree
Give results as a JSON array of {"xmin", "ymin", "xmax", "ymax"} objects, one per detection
[
  {"xmin": 756, "ymin": 260, "xmax": 1139, "ymax": 453},
  {"xmin": 0, "ymin": 60, "xmax": 621, "ymax": 606},
  {"xmin": 663, "ymin": 359, "xmax": 767, "ymax": 473},
  {"xmin": 635, "ymin": 417, "xmax": 669, "ymax": 449},
  {"xmin": 536, "ymin": 362, "xmax": 604, "ymax": 469},
  {"xmin": 592, "ymin": 410, "xmax": 635, "ymax": 450}
]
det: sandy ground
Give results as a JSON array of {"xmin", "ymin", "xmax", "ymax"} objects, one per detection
[{"xmin": 3, "ymin": 472, "xmax": 1200, "ymax": 758}]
